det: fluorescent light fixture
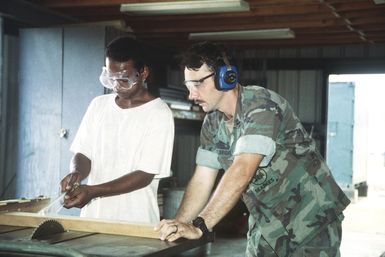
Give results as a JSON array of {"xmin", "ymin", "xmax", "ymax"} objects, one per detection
[
  {"xmin": 120, "ymin": 0, "xmax": 249, "ymax": 15},
  {"xmin": 189, "ymin": 28, "xmax": 295, "ymax": 40},
  {"xmin": 373, "ymin": 0, "xmax": 385, "ymax": 4}
]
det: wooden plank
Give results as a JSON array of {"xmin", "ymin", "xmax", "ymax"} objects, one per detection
[{"xmin": 0, "ymin": 212, "xmax": 158, "ymax": 239}]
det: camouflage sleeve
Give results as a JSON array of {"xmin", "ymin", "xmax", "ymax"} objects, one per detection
[
  {"xmin": 234, "ymin": 95, "xmax": 282, "ymax": 167},
  {"xmin": 196, "ymin": 114, "xmax": 222, "ymax": 170}
]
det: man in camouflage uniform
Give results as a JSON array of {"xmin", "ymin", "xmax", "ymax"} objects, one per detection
[{"xmin": 156, "ymin": 42, "xmax": 350, "ymax": 257}]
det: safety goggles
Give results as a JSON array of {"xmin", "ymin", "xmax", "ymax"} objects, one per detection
[
  {"xmin": 99, "ymin": 66, "xmax": 140, "ymax": 90},
  {"xmin": 183, "ymin": 73, "xmax": 215, "ymax": 90}
]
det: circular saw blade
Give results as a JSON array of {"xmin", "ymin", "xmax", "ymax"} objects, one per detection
[{"xmin": 31, "ymin": 219, "xmax": 65, "ymax": 240}]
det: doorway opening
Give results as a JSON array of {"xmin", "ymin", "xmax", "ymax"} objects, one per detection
[
  {"xmin": 327, "ymin": 74, "xmax": 385, "ymax": 199},
  {"xmin": 328, "ymin": 73, "xmax": 385, "ymax": 257}
]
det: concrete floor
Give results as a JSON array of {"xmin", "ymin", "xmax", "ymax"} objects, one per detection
[
  {"xmin": 340, "ymin": 192, "xmax": 385, "ymax": 257},
  {"xmin": 179, "ymin": 191, "xmax": 385, "ymax": 257}
]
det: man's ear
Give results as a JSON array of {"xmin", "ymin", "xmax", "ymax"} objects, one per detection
[{"xmin": 140, "ymin": 66, "xmax": 149, "ymax": 82}]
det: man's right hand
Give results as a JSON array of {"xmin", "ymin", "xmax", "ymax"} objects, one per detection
[
  {"xmin": 155, "ymin": 219, "xmax": 203, "ymax": 242},
  {"xmin": 60, "ymin": 171, "xmax": 81, "ymax": 193}
]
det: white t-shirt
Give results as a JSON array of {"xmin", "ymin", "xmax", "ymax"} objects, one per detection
[{"xmin": 70, "ymin": 94, "xmax": 174, "ymax": 224}]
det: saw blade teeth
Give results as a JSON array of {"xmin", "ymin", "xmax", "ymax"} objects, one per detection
[{"xmin": 31, "ymin": 219, "xmax": 65, "ymax": 240}]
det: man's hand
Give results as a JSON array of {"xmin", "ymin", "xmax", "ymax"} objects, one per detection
[
  {"xmin": 155, "ymin": 219, "xmax": 203, "ymax": 242},
  {"xmin": 60, "ymin": 171, "xmax": 81, "ymax": 193},
  {"xmin": 63, "ymin": 184, "xmax": 95, "ymax": 208}
]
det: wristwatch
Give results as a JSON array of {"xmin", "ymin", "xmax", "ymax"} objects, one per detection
[{"xmin": 192, "ymin": 216, "xmax": 209, "ymax": 236}]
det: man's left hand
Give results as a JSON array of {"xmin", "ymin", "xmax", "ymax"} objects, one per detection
[{"xmin": 63, "ymin": 185, "xmax": 94, "ymax": 208}]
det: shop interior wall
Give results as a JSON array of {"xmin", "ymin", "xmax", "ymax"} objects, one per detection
[{"xmin": 1, "ymin": 23, "xmax": 385, "ymax": 198}]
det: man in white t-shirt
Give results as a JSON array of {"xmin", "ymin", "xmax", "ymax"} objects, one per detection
[{"xmin": 60, "ymin": 36, "xmax": 174, "ymax": 224}]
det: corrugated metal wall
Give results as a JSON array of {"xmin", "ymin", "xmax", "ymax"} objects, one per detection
[{"xmin": 171, "ymin": 126, "xmax": 201, "ymax": 186}]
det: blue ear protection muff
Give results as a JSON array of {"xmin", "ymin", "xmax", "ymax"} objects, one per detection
[{"xmin": 216, "ymin": 53, "xmax": 238, "ymax": 91}]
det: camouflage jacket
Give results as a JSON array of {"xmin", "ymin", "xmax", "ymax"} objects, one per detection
[{"xmin": 196, "ymin": 85, "xmax": 350, "ymax": 256}]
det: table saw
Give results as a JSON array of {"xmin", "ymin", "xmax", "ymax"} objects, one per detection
[{"xmin": 0, "ymin": 198, "xmax": 213, "ymax": 257}]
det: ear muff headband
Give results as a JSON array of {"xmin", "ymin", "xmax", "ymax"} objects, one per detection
[{"xmin": 216, "ymin": 53, "xmax": 238, "ymax": 91}]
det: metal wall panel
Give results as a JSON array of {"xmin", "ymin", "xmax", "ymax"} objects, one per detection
[
  {"xmin": 17, "ymin": 28, "xmax": 63, "ymax": 199},
  {"xmin": 297, "ymin": 70, "xmax": 322, "ymax": 123},
  {"xmin": 278, "ymin": 48, "xmax": 298, "ymax": 58},
  {"xmin": 266, "ymin": 70, "xmax": 279, "ymax": 93},
  {"xmin": 299, "ymin": 47, "xmax": 321, "ymax": 58},
  {"xmin": 0, "ymin": 34, "xmax": 19, "ymax": 199},
  {"xmin": 321, "ymin": 46, "xmax": 343, "ymax": 58},
  {"xmin": 344, "ymin": 45, "xmax": 367, "ymax": 58},
  {"xmin": 171, "ymin": 127, "xmax": 201, "ymax": 187},
  {"xmin": 368, "ymin": 44, "xmax": 385, "ymax": 57},
  {"xmin": 0, "ymin": 17, "xmax": 5, "ymax": 197},
  {"xmin": 15, "ymin": 27, "xmax": 106, "ymax": 203},
  {"xmin": 267, "ymin": 69, "xmax": 324, "ymax": 150},
  {"xmin": 276, "ymin": 70, "xmax": 300, "ymax": 114},
  {"xmin": 326, "ymin": 82, "xmax": 355, "ymax": 189}
]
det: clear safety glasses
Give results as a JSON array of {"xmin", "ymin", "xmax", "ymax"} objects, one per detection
[
  {"xmin": 99, "ymin": 66, "xmax": 140, "ymax": 90},
  {"xmin": 184, "ymin": 73, "xmax": 215, "ymax": 90}
]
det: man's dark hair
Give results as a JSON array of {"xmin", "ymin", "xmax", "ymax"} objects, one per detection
[
  {"xmin": 105, "ymin": 36, "xmax": 147, "ymax": 71},
  {"xmin": 180, "ymin": 41, "xmax": 232, "ymax": 72}
]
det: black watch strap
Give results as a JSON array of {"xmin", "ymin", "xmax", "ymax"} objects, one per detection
[{"xmin": 192, "ymin": 216, "xmax": 209, "ymax": 236}]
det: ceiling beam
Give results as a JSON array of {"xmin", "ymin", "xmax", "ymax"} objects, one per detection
[
  {"xmin": 341, "ymin": 8, "xmax": 385, "ymax": 19},
  {"xmin": 12, "ymin": 0, "xmax": 385, "ymax": 47},
  {"xmin": 332, "ymin": 1, "xmax": 379, "ymax": 11},
  {"xmin": 247, "ymin": 0, "xmax": 324, "ymax": 6},
  {"xmin": 54, "ymin": 4, "xmax": 330, "ymax": 19},
  {"xmin": 0, "ymin": 0, "xmax": 79, "ymax": 26},
  {"xmin": 124, "ymin": 14, "xmax": 346, "ymax": 33},
  {"xmin": 29, "ymin": 0, "xmax": 199, "ymax": 8}
]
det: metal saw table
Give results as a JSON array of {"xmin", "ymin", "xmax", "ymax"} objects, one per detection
[{"xmin": 0, "ymin": 211, "xmax": 213, "ymax": 257}]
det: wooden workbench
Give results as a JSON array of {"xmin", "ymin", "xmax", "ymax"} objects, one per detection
[{"xmin": 0, "ymin": 212, "xmax": 214, "ymax": 257}]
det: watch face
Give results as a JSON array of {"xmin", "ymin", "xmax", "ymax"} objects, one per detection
[
  {"xmin": 192, "ymin": 217, "xmax": 209, "ymax": 235},
  {"xmin": 193, "ymin": 217, "xmax": 203, "ymax": 226}
]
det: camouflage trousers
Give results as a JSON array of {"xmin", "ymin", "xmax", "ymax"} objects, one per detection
[{"xmin": 246, "ymin": 219, "xmax": 342, "ymax": 257}]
